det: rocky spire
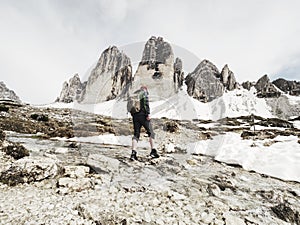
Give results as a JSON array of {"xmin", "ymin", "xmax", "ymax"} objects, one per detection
[
  {"xmin": 255, "ymin": 74, "xmax": 281, "ymax": 98},
  {"xmin": 56, "ymin": 74, "xmax": 85, "ymax": 103},
  {"xmin": 80, "ymin": 46, "xmax": 132, "ymax": 103},
  {"xmin": 130, "ymin": 36, "xmax": 179, "ymax": 100},
  {"xmin": 173, "ymin": 57, "xmax": 184, "ymax": 89},
  {"xmin": 140, "ymin": 36, "xmax": 174, "ymax": 69},
  {"xmin": 220, "ymin": 64, "xmax": 239, "ymax": 91},
  {"xmin": 185, "ymin": 60, "xmax": 224, "ymax": 102},
  {"xmin": 272, "ymin": 78, "xmax": 300, "ymax": 96},
  {"xmin": 0, "ymin": 81, "xmax": 21, "ymax": 103}
]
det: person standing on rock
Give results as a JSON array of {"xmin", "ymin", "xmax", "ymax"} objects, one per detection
[{"xmin": 128, "ymin": 85, "xmax": 159, "ymax": 160}]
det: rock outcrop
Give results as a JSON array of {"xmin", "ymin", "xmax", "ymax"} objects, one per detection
[
  {"xmin": 185, "ymin": 60, "xmax": 224, "ymax": 102},
  {"xmin": 241, "ymin": 81, "xmax": 255, "ymax": 91},
  {"xmin": 273, "ymin": 78, "xmax": 300, "ymax": 96},
  {"xmin": 220, "ymin": 64, "xmax": 239, "ymax": 91},
  {"xmin": 140, "ymin": 36, "xmax": 173, "ymax": 68},
  {"xmin": 130, "ymin": 36, "xmax": 182, "ymax": 100},
  {"xmin": 80, "ymin": 46, "xmax": 132, "ymax": 103},
  {"xmin": 173, "ymin": 57, "xmax": 184, "ymax": 89},
  {"xmin": 255, "ymin": 75, "xmax": 281, "ymax": 98},
  {"xmin": 0, "ymin": 81, "xmax": 21, "ymax": 103},
  {"xmin": 0, "ymin": 156, "xmax": 59, "ymax": 186},
  {"xmin": 2, "ymin": 142, "xmax": 29, "ymax": 160},
  {"xmin": 56, "ymin": 74, "xmax": 86, "ymax": 103},
  {"xmin": 185, "ymin": 61, "xmax": 240, "ymax": 102}
]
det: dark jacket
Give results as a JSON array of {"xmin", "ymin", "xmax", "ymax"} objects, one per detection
[{"xmin": 138, "ymin": 89, "xmax": 150, "ymax": 116}]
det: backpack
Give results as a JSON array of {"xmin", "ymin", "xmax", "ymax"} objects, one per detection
[{"xmin": 127, "ymin": 91, "xmax": 142, "ymax": 115}]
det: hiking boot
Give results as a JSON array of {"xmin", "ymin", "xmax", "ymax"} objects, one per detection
[
  {"xmin": 150, "ymin": 149, "xmax": 159, "ymax": 158},
  {"xmin": 130, "ymin": 150, "xmax": 138, "ymax": 161}
]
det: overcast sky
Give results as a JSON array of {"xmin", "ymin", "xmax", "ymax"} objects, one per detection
[{"xmin": 1, "ymin": 0, "xmax": 300, "ymax": 104}]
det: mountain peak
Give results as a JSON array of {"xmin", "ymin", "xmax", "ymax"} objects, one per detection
[
  {"xmin": 185, "ymin": 60, "xmax": 224, "ymax": 102},
  {"xmin": 140, "ymin": 36, "xmax": 174, "ymax": 68},
  {"xmin": 273, "ymin": 78, "xmax": 300, "ymax": 96},
  {"xmin": 255, "ymin": 74, "xmax": 281, "ymax": 98},
  {"xmin": 80, "ymin": 45, "xmax": 132, "ymax": 103},
  {"xmin": 220, "ymin": 64, "xmax": 239, "ymax": 91},
  {"xmin": 0, "ymin": 81, "xmax": 21, "ymax": 103},
  {"xmin": 56, "ymin": 74, "xmax": 86, "ymax": 103}
]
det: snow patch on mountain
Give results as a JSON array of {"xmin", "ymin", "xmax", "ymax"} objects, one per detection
[
  {"xmin": 286, "ymin": 93, "xmax": 300, "ymax": 105},
  {"xmin": 42, "ymin": 87, "xmax": 273, "ymax": 120}
]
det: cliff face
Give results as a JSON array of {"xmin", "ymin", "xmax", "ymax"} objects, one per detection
[
  {"xmin": 185, "ymin": 61, "xmax": 240, "ymax": 102},
  {"xmin": 174, "ymin": 57, "xmax": 184, "ymax": 89},
  {"xmin": 220, "ymin": 64, "xmax": 239, "ymax": 91},
  {"xmin": 185, "ymin": 60, "xmax": 224, "ymax": 102},
  {"xmin": 80, "ymin": 46, "xmax": 132, "ymax": 104},
  {"xmin": 254, "ymin": 75, "xmax": 281, "ymax": 98},
  {"xmin": 130, "ymin": 36, "xmax": 183, "ymax": 100},
  {"xmin": 241, "ymin": 75, "xmax": 282, "ymax": 98},
  {"xmin": 55, "ymin": 36, "xmax": 300, "ymax": 107},
  {"xmin": 0, "ymin": 82, "xmax": 21, "ymax": 103},
  {"xmin": 273, "ymin": 78, "xmax": 300, "ymax": 96}
]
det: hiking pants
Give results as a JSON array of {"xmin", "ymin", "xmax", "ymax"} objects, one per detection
[{"xmin": 132, "ymin": 114, "xmax": 155, "ymax": 141}]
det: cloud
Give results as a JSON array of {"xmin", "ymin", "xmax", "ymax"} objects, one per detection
[{"xmin": 0, "ymin": 0, "xmax": 300, "ymax": 103}]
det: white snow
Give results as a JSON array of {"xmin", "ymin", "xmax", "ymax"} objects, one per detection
[
  {"xmin": 187, "ymin": 133, "xmax": 300, "ymax": 182},
  {"xmin": 249, "ymin": 125, "xmax": 286, "ymax": 131},
  {"xmin": 208, "ymin": 87, "xmax": 273, "ymax": 120},
  {"xmin": 65, "ymin": 131, "xmax": 300, "ymax": 182},
  {"xmin": 293, "ymin": 121, "xmax": 300, "ymax": 129},
  {"xmin": 285, "ymin": 94, "xmax": 300, "ymax": 105},
  {"xmin": 42, "ymin": 88, "xmax": 273, "ymax": 121},
  {"xmin": 39, "ymin": 89, "xmax": 300, "ymax": 182}
]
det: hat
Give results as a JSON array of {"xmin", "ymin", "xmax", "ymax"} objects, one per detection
[{"xmin": 140, "ymin": 85, "xmax": 148, "ymax": 91}]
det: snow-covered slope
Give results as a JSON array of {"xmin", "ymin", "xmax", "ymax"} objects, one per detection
[
  {"xmin": 209, "ymin": 87, "xmax": 273, "ymax": 120},
  {"xmin": 42, "ymin": 87, "xmax": 274, "ymax": 120},
  {"xmin": 187, "ymin": 133, "xmax": 300, "ymax": 182}
]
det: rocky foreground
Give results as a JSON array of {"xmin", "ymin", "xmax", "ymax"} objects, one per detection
[{"xmin": 0, "ymin": 102, "xmax": 300, "ymax": 225}]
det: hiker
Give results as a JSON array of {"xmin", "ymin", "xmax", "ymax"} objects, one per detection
[{"xmin": 129, "ymin": 85, "xmax": 159, "ymax": 160}]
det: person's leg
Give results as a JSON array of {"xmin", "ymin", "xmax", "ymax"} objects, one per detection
[
  {"xmin": 132, "ymin": 138, "xmax": 138, "ymax": 151},
  {"xmin": 142, "ymin": 118, "xmax": 159, "ymax": 158},
  {"xmin": 149, "ymin": 136, "xmax": 154, "ymax": 149},
  {"xmin": 131, "ymin": 115, "xmax": 141, "ymax": 160}
]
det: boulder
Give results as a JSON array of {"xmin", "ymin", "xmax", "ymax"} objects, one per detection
[
  {"xmin": 0, "ymin": 104, "xmax": 9, "ymax": 112},
  {"xmin": 0, "ymin": 156, "xmax": 59, "ymax": 186},
  {"xmin": 223, "ymin": 213, "xmax": 246, "ymax": 225},
  {"xmin": 271, "ymin": 203, "xmax": 300, "ymax": 224},
  {"xmin": 163, "ymin": 120, "xmax": 179, "ymax": 133},
  {"xmin": 30, "ymin": 113, "xmax": 49, "ymax": 122},
  {"xmin": 2, "ymin": 142, "xmax": 29, "ymax": 160},
  {"xmin": 241, "ymin": 130, "xmax": 277, "ymax": 140},
  {"xmin": 256, "ymin": 118, "xmax": 293, "ymax": 128},
  {"xmin": 0, "ymin": 130, "xmax": 5, "ymax": 141},
  {"xmin": 86, "ymin": 154, "xmax": 120, "ymax": 174},
  {"xmin": 63, "ymin": 165, "xmax": 90, "ymax": 178},
  {"xmin": 57, "ymin": 177, "xmax": 93, "ymax": 192}
]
